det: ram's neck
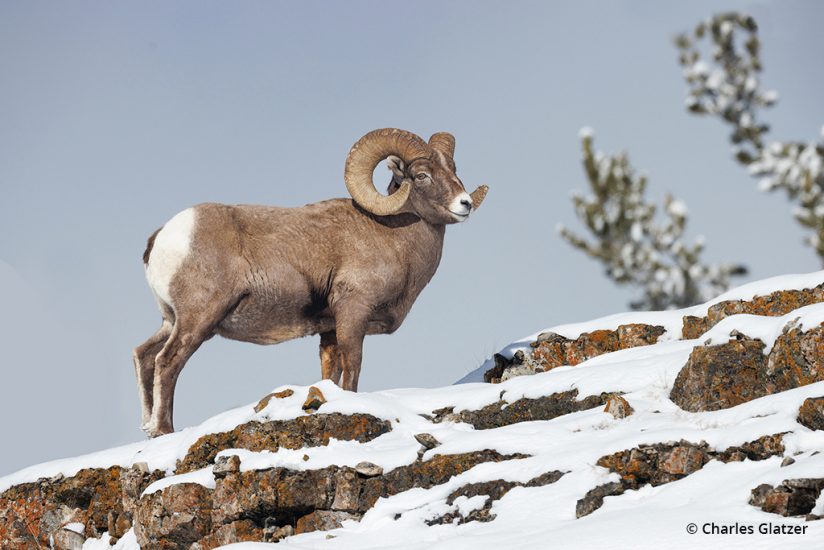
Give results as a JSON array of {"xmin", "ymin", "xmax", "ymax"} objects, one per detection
[{"xmin": 403, "ymin": 219, "xmax": 446, "ymax": 290}]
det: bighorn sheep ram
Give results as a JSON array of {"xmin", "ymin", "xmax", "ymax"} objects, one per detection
[{"xmin": 134, "ymin": 128, "xmax": 488, "ymax": 437}]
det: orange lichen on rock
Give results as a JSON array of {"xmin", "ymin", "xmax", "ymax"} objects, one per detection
[
  {"xmin": 488, "ymin": 323, "xmax": 666, "ymax": 382},
  {"xmin": 798, "ymin": 396, "xmax": 824, "ymax": 431},
  {"xmin": 303, "ymin": 386, "xmax": 327, "ymax": 412},
  {"xmin": 681, "ymin": 284, "xmax": 824, "ymax": 339},
  {"xmin": 604, "ymin": 394, "xmax": 634, "ymax": 419},
  {"xmin": 176, "ymin": 413, "xmax": 391, "ymax": 474},
  {"xmin": 671, "ymin": 327, "xmax": 824, "ymax": 412},
  {"xmin": 254, "ymin": 388, "xmax": 295, "ymax": 413}
]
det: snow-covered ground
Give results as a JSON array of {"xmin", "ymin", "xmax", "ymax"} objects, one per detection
[{"xmin": 5, "ymin": 271, "xmax": 824, "ymax": 549}]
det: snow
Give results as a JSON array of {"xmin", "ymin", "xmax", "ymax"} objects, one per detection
[
  {"xmin": 4, "ymin": 271, "xmax": 824, "ymax": 549},
  {"xmin": 82, "ymin": 529, "xmax": 139, "ymax": 549},
  {"xmin": 701, "ymin": 303, "xmax": 824, "ymax": 353},
  {"xmin": 64, "ymin": 522, "xmax": 84, "ymax": 534},
  {"xmin": 142, "ymin": 467, "xmax": 215, "ymax": 496}
]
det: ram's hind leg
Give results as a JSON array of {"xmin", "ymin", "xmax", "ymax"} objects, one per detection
[
  {"xmin": 320, "ymin": 331, "xmax": 342, "ymax": 385},
  {"xmin": 133, "ymin": 320, "xmax": 172, "ymax": 431},
  {"xmin": 146, "ymin": 298, "xmax": 231, "ymax": 437}
]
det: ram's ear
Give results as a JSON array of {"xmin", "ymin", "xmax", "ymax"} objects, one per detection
[{"xmin": 386, "ymin": 155, "xmax": 406, "ymax": 178}]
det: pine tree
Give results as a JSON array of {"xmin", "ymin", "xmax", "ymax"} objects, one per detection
[
  {"xmin": 676, "ymin": 12, "xmax": 824, "ymax": 260},
  {"xmin": 559, "ymin": 129, "xmax": 747, "ymax": 310}
]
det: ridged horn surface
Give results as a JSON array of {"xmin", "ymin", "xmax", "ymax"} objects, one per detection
[
  {"xmin": 470, "ymin": 185, "xmax": 489, "ymax": 210},
  {"xmin": 428, "ymin": 132, "xmax": 455, "ymax": 158},
  {"xmin": 344, "ymin": 128, "xmax": 430, "ymax": 216}
]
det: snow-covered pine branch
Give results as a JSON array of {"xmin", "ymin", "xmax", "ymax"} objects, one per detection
[
  {"xmin": 677, "ymin": 12, "xmax": 824, "ymax": 262},
  {"xmin": 559, "ymin": 130, "xmax": 747, "ymax": 310}
]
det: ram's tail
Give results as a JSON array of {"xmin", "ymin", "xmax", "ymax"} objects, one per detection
[{"xmin": 143, "ymin": 227, "xmax": 162, "ymax": 265}]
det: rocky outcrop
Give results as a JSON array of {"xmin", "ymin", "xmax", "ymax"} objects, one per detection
[
  {"xmin": 0, "ymin": 424, "xmax": 526, "ymax": 548},
  {"xmin": 431, "ymin": 390, "xmax": 611, "ymax": 429},
  {"xmin": 0, "ymin": 464, "xmax": 163, "ymax": 549},
  {"xmin": 177, "ymin": 413, "xmax": 391, "ymax": 473},
  {"xmin": 0, "ymin": 412, "xmax": 388, "ymax": 548},
  {"xmin": 136, "ymin": 450, "xmax": 526, "ymax": 548},
  {"xmin": 577, "ymin": 434, "xmax": 785, "ymax": 517},
  {"xmin": 798, "ymin": 396, "xmax": 824, "ymax": 430},
  {"xmin": 484, "ymin": 324, "xmax": 665, "ymax": 382},
  {"xmin": 681, "ymin": 283, "xmax": 824, "ymax": 339},
  {"xmin": 487, "ymin": 285, "xmax": 824, "ymax": 387},
  {"xmin": 750, "ymin": 478, "xmax": 824, "ymax": 518},
  {"xmin": 670, "ymin": 327, "xmax": 824, "ymax": 412}
]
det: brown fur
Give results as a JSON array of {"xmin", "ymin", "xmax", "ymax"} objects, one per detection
[{"xmin": 135, "ymin": 134, "xmax": 480, "ymax": 437}]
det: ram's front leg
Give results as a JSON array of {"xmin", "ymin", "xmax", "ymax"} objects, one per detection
[
  {"xmin": 319, "ymin": 331, "xmax": 342, "ymax": 385},
  {"xmin": 329, "ymin": 303, "xmax": 369, "ymax": 392}
]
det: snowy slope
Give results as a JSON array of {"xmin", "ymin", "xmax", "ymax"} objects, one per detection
[
  {"xmin": 5, "ymin": 271, "xmax": 824, "ymax": 549},
  {"xmin": 457, "ymin": 269, "xmax": 824, "ymax": 383}
]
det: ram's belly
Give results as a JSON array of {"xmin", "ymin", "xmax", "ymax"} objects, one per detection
[{"xmin": 215, "ymin": 293, "xmax": 334, "ymax": 345}]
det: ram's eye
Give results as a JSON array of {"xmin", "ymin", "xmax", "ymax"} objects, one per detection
[{"xmin": 415, "ymin": 173, "xmax": 429, "ymax": 181}]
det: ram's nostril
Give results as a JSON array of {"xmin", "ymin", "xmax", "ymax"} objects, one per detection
[{"xmin": 460, "ymin": 199, "xmax": 472, "ymax": 209}]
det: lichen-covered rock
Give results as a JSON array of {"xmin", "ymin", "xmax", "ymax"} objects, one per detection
[
  {"xmin": 0, "ymin": 465, "xmax": 163, "ymax": 549},
  {"xmin": 670, "ymin": 339, "xmax": 767, "ymax": 412},
  {"xmin": 295, "ymin": 510, "xmax": 360, "ymax": 534},
  {"xmin": 177, "ymin": 413, "xmax": 391, "ymax": 473},
  {"xmin": 681, "ymin": 284, "xmax": 824, "ymax": 339},
  {"xmin": 750, "ymin": 478, "xmax": 824, "ymax": 517},
  {"xmin": 578, "ymin": 435, "xmax": 785, "ymax": 517},
  {"xmin": 767, "ymin": 326, "xmax": 824, "ymax": 392},
  {"xmin": 53, "ymin": 526, "xmax": 85, "ymax": 550},
  {"xmin": 134, "ymin": 483, "xmax": 214, "ymax": 548},
  {"xmin": 798, "ymin": 396, "xmax": 824, "ymax": 430},
  {"xmin": 485, "ymin": 324, "xmax": 665, "ymax": 382},
  {"xmin": 715, "ymin": 433, "xmax": 786, "ymax": 462},
  {"xmin": 670, "ymin": 327, "xmax": 824, "ymax": 412},
  {"xmin": 212, "ymin": 455, "xmax": 241, "ymax": 479},
  {"xmin": 604, "ymin": 394, "xmax": 634, "ymax": 419},
  {"xmin": 191, "ymin": 520, "xmax": 264, "ymax": 549},
  {"xmin": 254, "ymin": 389, "xmax": 295, "ymax": 413},
  {"xmin": 596, "ymin": 441, "xmax": 712, "ymax": 488},
  {"xmin": 303, "ymin": 386, "xmax": 327, "ymax": 411},
  {"xmin": 134, "ymin": 450, "xmax": 525, "ymax": 547},
  {"xmin": 210, "ymin": 466, "xmax": 335, "ymax": 528},
  {"xmin": 354, "ymin": 462, "xmax": 383, "ymax": 477},
  {"xmin": 681, "ymin": 315, "xmax": 710, "ymax": 340},
  {"xmin": 432, "ymin": 390, "xmax": 610, "ymax": 429}
]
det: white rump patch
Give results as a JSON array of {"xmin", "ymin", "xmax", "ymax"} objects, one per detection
[{"xmin": 145, "ymin": 208, "xmax": 196, "ymax": 306}]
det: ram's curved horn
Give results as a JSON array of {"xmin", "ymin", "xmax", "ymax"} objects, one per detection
[
  {"xmin": 469, "ymin": 185, "xmax": 489, "ymax": 210},
  {"xmin": 345, "ymin": 129, "xmax": 430, "ymax": 216},
  {"xmin": 428, "ymin": 132, "xmax": 455, "ymax": 158}
]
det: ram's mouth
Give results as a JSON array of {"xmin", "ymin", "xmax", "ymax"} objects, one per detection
[{"xmin": 449, "ymin": 210, "xmax": 470, "ymax": 222}]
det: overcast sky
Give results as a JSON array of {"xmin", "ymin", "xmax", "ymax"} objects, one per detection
[{"xmin": 1, "ymin": 0, "xmax": 823, "ymax": 475}]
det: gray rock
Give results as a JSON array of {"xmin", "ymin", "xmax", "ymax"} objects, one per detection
[
  {"xmin": 213, "ymin": 454, "xmax": 241, "ymax": 478},
  {"xmin": 53, "ymin": 527, "xmax": 86, "ymax": 550},
  {"xmin": 414, "ymin": 433, "xmax": 440, "ymax": 450},
  {"xmin": 576, "ymin": 482, "xmax": 625, "ymax": 518},
  {"xmin": 354, "ymin": 461, "xmax": 383, "ymax": 477}
]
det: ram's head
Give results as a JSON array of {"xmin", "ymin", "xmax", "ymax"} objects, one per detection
[{"xmin": 344, "ymin": 128, "xmax": 488, "ymax": 224}]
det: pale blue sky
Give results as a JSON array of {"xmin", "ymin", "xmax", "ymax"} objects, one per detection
[{"xmin": 1, "ymin": 0, "xmax": 822, "ymax": 475}]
